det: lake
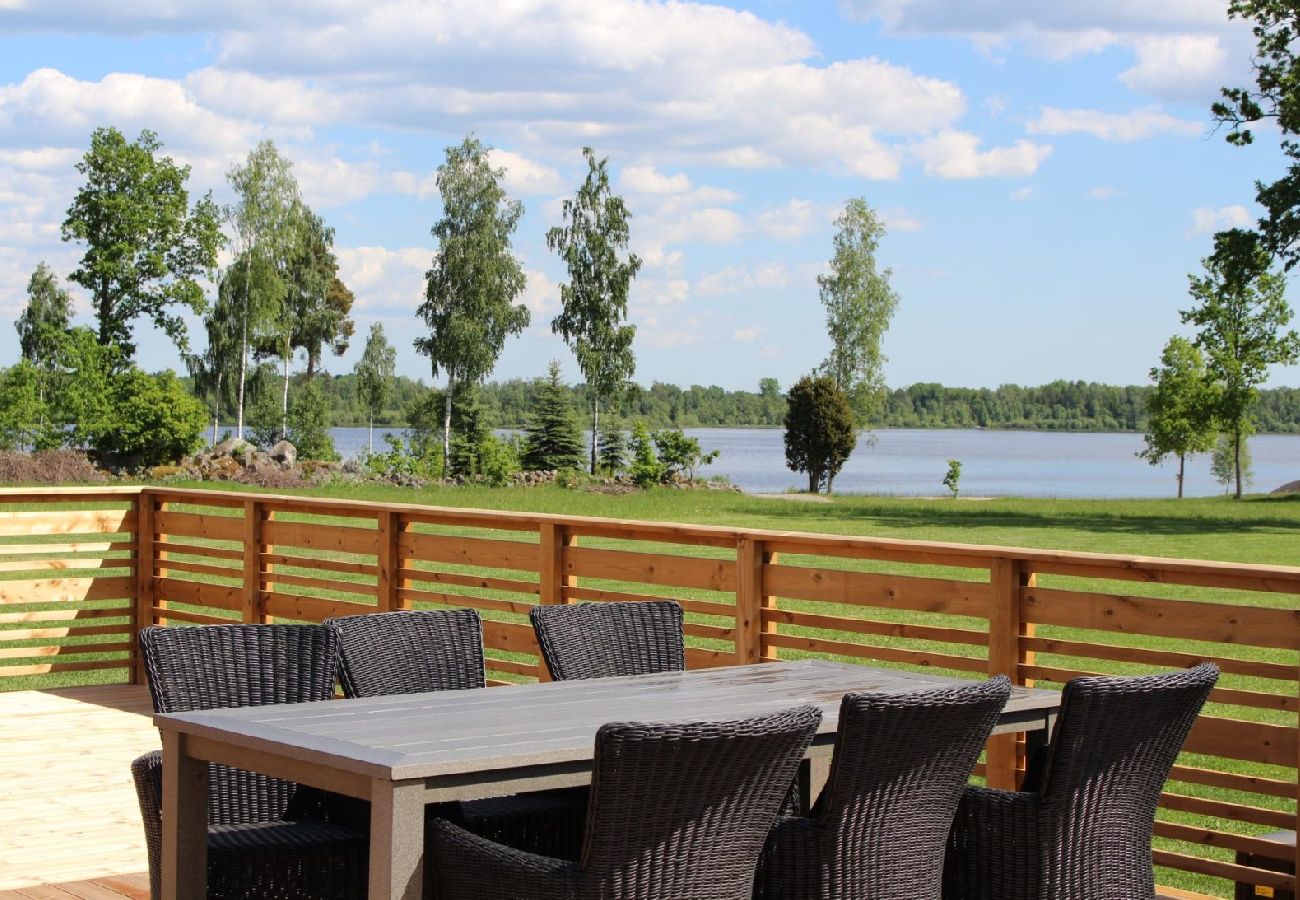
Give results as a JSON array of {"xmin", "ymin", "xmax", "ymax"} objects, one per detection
[{"xmin": 323, "ymin": 427, "xmax": 1300, "ymax": 499}]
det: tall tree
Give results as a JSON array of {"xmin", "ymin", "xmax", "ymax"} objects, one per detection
[
  {"xmin": 188, "ymin": 283, "xmax": 243, "ymax": 445},
  {"xmin": 818, "ymin": 198, "xmax": 898, "ymax": 491},
  {"xmin": 355, "ymin": 322, "xmax": 396, "ymax": 453},
  {"xmin": 225, "ymin": 141, "xmax": 301, "ymax": 438},
  {"xmin": 547, "ymin": 148, "xmax": 642, "ymax": 475},
  {"xmin": 784, "ymin": 374, "xmax": 857, "ymax": 495},
  {"xmin": 1138, "ymin": 337, "xmax": 1218, "ymax": 498},
  {"xmin": 1183, "ymin": 230, "xmax": 1300, "ymax": 498},
  {"xmin": 284, "ymin": 210, "xmax": 354, "ymax": 378},
  {"xmin": 1214, "ymin": 1, "xmax": 1300, "ymax": 268},
  {"xmin": 16, "ymin": 262, "xmax": 73, "ymax": 405},
  {"xmin": 416, "ymin": 135, "xmax": 529, "ymax": 475},
  {"xmin": 522, "ymin": 361, "xmax": 585, "ymax": 471},
  {"xmin": 61, "ymin": 127, "xmax": 221, "ymax": 357}
]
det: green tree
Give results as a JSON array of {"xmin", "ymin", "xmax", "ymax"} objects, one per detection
[
  {"xmin": 627, "ymin": 421, "xmax": 665, "ymax": 488},
  {"xmin": 355, "ymin": 323, "xmax": 397, "ymax": 453},
  {"xmin": 225, "ymin": 140, "xmax": 301, "ymax": 438},
  {"xmin": 188, "ymin": 280, "xmax": 243, "ymax": 445},
  {"xmin": 547, "ymin": 148, "xmax": 642, "ymax": 474},
  {"xmin": 416, "ymin": 135, "xmax": 529, "ymax": 475},
  {"xmin": 943, "ymin": 459, "xmax": 962, "ymax": 498},
  {"xmin": 61, "ymin": 127, "xmax": 221, "ymax": 358},
  {"xmin": 284, "ymin": 209, "xmax": 353, "ymax": 379},
  {"xmin": 1183, "ymin": 231, "xmax": 1300, "ymax": 498},
  {"xmin": 597, "ymin": 419, "xmax": 627, "ymax": 474},
  {"xmin": 287, "ymin": 377, "xmax": 337, "ymax": 461},
  {"xmin": 522, "ymin": 361, "xmax": 585, "ymax": 471},
  {"xmin": 0, "ymin": 362, "xmax": 60, "ymax": 451},
  {"xmin": 16, "ymin": 263, "xmax": 73, "ymax": 394},
  {"xmin": 1214, "ymin": 1, "xmax": 1300, "ymax": 268},
  {"xmin": 1139, "ymin": 337, "xmax": 1219, "ymax": 498},
  {"xmin": 818, "ymin": 198, "xmax": 898, "ymax": 491},
  {"xmin": 1212, "ymin": 432, "xmax": 1254, "ymax": 493},
  {"xmin": 653, "ymin": 429, "xmax": 719, "ymax": 484},
  {"xmin": 784, "ymin": 374, "xmax": 857, "ymax": 495}
]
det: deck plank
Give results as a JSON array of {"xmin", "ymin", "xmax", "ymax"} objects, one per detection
[{"xmin": 0, "ymin": 686, "xmax": 154, "ymax": 891}]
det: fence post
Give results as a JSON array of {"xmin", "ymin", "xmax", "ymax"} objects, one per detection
[
  {"xmin": 987, "ymin": 556, "xmax": 1033, "ymax": 790},
  {"xmin": 132, "ymin": 489, "xmax": 155, "ymax": 684},
  {"xmin": 377, "ymin": 510, "xmax": 405, "ymax": 612},
  {"xmin": 539, "ymin": 523, "xmax": 574, "ymax": 607},
  {"xmin": 242, "ymin": 499, "xmax": 271, "ymax": 624},
  {"xmin": 735, "ymin": 537, "xmax": 774, "ymax": 666}
]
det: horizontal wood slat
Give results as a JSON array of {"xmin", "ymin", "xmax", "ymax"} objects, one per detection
[
  {"xmin": 263, "ymin": 521, "xmax": 379, "ymax": 556},
  {"xmin": 766, "ymin": 608, "xmax": 990, "ymax": 648},
  {"xmin": 566, "ymin": 546, "xmax": 736, "ymax": 592},
  {"xmin": 1182, "ymin": 716, "xmax": 1299, "ymax": 768},
  {"xmin": 262, "ymin": 592, "xmax": 375, "ymax": 623},
  {"xmin": 1167, "ymin": 765, "xmax": 1297, "ymax": 800},
  {"xmin": 155, "ymin": 510, "xmax": 241, "ymax": 543},
  {"xmin": 1160, "ymin": 791, "xmax": 1297, "ymax": 830},
  {"xmin": 0, "ymin": 576, "xmax": 133, "ymax": 604},
  {"xmin": 765, "ymin": 632, "xmax": 988, "ymax": 673},
  {"xmin": 154, "ymin": 577, "xmax": 241, "ymax": 611},
  {"xmin": 1151, "ymin": 850, "xmax": 1296, "ymax": 891},
  {"xmin": 765, "ymin": 565, "xmax": 988, "ymax": 618},
  {"xmin": 1021, "ymin": 635, "xmax": 1298, "ymax": 682},
  {"xmin": 400, "ymin": 532, "xmax": 539, "ymax": 571},
  {"xmin": 399, "ymin": 567, "xmax": 539, "ymax": 596},
  {"xmin": 396, "ymin": 587, "xmax": 538, "ymax": 616},
  {"xmin": 1020, "ymin": 664, "xmax": 1297, "ymax": 713},
  {"xmin": 0, "ymin": 509, "xmax": 133, "ymax": 537},
  {"xmin": 561, "ymin": 585, "xmax": 736, "ymax": 619}
]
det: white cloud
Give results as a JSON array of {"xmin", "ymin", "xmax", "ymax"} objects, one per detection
[
  {"xmin": 697, "ymin": 263, "xmax": 791, "ymax": 298},
  {"xmin": 733, "ymin": 327, "xmax": 761, "ymax": 343},
  {"xmin": 1028, "ymin": 106, "xmax": 1202, "ymax": 141},
  {"xmin": 881, "ymin": 207, "xmax": 924, "ymax": 232},
  {"xmin": 519, "ymin": 268, "xmax": 560, "ymax": 321},
  {"xmin": 756, "ymin": 199, "xmax": 826, "ymax": 241},
  {"xmin": 1010, "ymin": 186, "xmax": 1034, "ymax": 202},
  {"xmin": 486, "ymin": 149, "xmax": 565, "ymax": 196},
  {"xmin": 334, "ymin": 245, "xmax": 429, "ymax": 312},
  {"xmin": 620, "ymin": 166, "xmax": 692, "ymax": 195},
  {"xmin": 1089, "ymin": 185, "xmax": 1121, "ymax": 200},
  {"xmin": 913, "ymin": 131, "xmax": 1052, "ymax": 179},
  {"xmin": 1188, "ymin": 205, "xmax": 1253, "ymax": 236},
  {"xmin": 1120, "ymin": 35, "xmax": 1229, "ymax": 101}
]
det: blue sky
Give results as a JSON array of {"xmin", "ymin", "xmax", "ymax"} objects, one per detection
[{"xmin": 1, "ymin": 0, "xmax": 1297, "ymax": 392}]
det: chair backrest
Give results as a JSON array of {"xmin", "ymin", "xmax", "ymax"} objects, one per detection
[
  {"xmin": 530, "ymin": 600, "xmax": 684, "ymax": 681},
  {"xmin": 139, "ymin": 623, "xmax": 340, "ymax": 824},
  {"xmin": 580, "ymin": 705, "xmax": 820, "ymax": 900},
  {"xmin": 809, "ymin": 676, "xmax": 1011, "ymax": 893},
  {"xmin": 1038, "ymin": 663, "xmax": 1218, "ymax": 858},
  {"xmin": 325, "ymin": 608, "xmax": 485, "ymax": 698}
]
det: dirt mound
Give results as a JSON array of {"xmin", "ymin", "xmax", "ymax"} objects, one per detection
[{"xmin": 1272, "ymin": 480, "xmax": 1300, "ymax": 495}]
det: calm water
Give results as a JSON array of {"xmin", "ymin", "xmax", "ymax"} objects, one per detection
[{"xmin": 322, "ymin": 427, "xmax": 1299, "ymax": 499}]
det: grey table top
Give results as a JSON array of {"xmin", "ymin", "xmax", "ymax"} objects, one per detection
[{"xmin": 156, "ymin": 659, "xmax": 1059, "ymax": 782}]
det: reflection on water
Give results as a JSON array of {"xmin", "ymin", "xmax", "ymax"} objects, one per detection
[{"xmin": 318, "ymin": 427, "xmax": 1299, "ymax": 499}]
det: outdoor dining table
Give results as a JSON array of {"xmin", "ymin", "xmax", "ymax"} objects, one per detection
[{"xmin": 154, "ymin": 658, "xmax": 1061, "ymax": 900}]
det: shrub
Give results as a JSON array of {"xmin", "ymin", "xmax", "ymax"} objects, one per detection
[
  {"xmin": 653, "ymin": 428, "xmax": 719, "ymax": 484},
  {"xmin": 628, "ymin": 421, "xmax": 665, "ymax": 487},
  {"xmin": 784, "ymin": 374, "xmax": 856, "ymax": 494},
  {"xmin": 84, "ymin": 368, "xmax": 208, "ymax": 467},
  {"xmin": 0, "ymin": 362, "xmax": 61, "ymax": 451},
  {"xmin": 288, "ymin": 379, "xmax": 338, "ymax": 461},
  {"xmin": 597, "ymin": 419, "xmax": 627, "ymax": 474}
]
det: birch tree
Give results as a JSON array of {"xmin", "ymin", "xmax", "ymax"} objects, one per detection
[
  {"xmin": 355, "ymin": 322, "xmax": 396, "ymax": 453},
  {"xmin": 415, "ymin": 136, "xmax": 529, "ymax": 474},
  {"xmin": 547, "ymin": 147, "xmax": 641, "ymax": 474}
]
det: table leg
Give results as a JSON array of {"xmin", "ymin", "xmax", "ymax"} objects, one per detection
[
  {"xmin": 1020, "ymin": 712, "xmax": 1057, "ymax": 788},
  {"xmin": 161, "ymin": 730, "xmax": 208, "ymax": 900},
  {"xmin": 369, "ymin": 779, "xmax": 425, "ymax": 900}
]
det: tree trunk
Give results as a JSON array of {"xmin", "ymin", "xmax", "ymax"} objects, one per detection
[
  {"xmin": 809, "ymin": 469, "xmax": 818, "ymax": 494},
  {"xmin": 1177, "ymin": 453, "xmax": 1185, "ymax": 499},
  {"xmin": 590, "ymin": 398, "xmax": 599, "ymax": 475},
  {"xmin": 1234, "ymin": 425, "xmax": 1243, "ymax": 500},
  {"xmin": 306, "ymin": 351, "xmax": 317, "ymax": 380},
  {"xmin": 827, "ymin": 469, "xmax": 835, "ymax": 495},
  {"xmin": 280, "ymin": 349, "xmax": 290, "ymax": 440},
  {"xmin": 443, "ymin": 375, "xmax": 455, "ymax": 479},
  {"xmin": 368, "ymin": 415, "xmax": 374, "ymax": 454},
  {"xmin": 236, "ymin": 248, "xmax": 253, "ymax": 440}
]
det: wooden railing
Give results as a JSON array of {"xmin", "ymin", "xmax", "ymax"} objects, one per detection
[{"xmin": 1, "ymin": 485, "xmax": 1298, "ymax": 897}]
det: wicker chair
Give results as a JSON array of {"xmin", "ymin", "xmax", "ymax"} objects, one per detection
[
  {"xmin": 754, "ymin": 676, "xmax": 1011, "ymax": 900},
  {"xmin": 131, "ymin": 623, "xmax": 367, "ymax": 900},
  {"xmin": 429, "ymin": 705, "xmax": 823, "ymax": 900},
  {"xmin": 530, "ymin": 599, "xmax": 685, "ymax": 680},
  {"xmin": 943, "ymin": 663, "xmax": 1219, "ymax": 900},
  {"xmin": 324, "ymin": 608, "xmax": 588, "ymax": 863}
]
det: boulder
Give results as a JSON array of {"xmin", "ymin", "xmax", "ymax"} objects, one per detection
[
  {"xmin": 211, "ymin": 437, "xmax": 256, "ymax": 459},
  {"xmin": 268, "ymin": 440, "xmax": 297, "ymax": 467}
]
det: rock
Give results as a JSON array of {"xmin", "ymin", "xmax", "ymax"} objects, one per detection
[
  {"xmin": 342, "ymin": 457, "xmax": 366, "ymax": 475},
  {"xmin": 1272, "ymin": 480, "xmax": 1300, "ymax": 495},
  {"xmin": 268, "ymin": 440, "xmax": 297, "ymax": 466},
  {"xmin": 211, "ymin": 437, "xmax": 256, "ymax": 459}
]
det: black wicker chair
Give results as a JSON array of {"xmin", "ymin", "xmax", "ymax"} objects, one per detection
[
  {"xmin": 429, "ymin": 705, "xmax": 822, "ymax": 900},
  {"xmin": 943, "ymin": 662, "xmax": 1219, "ymax": 900},
  {"xmin": 324, "ymin": 608, "xmax": 588, "ymax": 864},
  {"xmin": 530, "ymin": 599, "xmax": 685, "ymax": 681},
  {"xmin": 755, "ymin": 676, "xmax": 1011, "ymax": 900},
  {"xmin": 131, "ymin": 623, "xmax": 367, "ymax": 900}
]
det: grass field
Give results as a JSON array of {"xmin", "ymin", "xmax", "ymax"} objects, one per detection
[{"xmin": 5, "ymin": 480, "xmax": 1300, "ymax": 897}]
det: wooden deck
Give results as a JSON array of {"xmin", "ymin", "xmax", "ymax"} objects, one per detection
[
  {"xmin": 0, "ymin": 685, "xmax": 156, "ymax": 892},
  {"xmin": 0, "ymin": 873, "xmax": 148, "ymax": 899}
]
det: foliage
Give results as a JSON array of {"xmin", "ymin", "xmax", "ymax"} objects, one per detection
[
  {"xmin": 364, "ymin": 432, "xmax": 445, "ymax": 482},
  {"xmin": 652, "ymin": 428, "xmax": 719, "ymax": 484},
  {"xmin": 547, "ymin": 147, "xmax": 642, "ymax": 473},
  {"xmin": 597, "ymin": 419, "xmax": 628, "ymax": 474},
  {"xmin": 784, "ymin": 375, "xmax": 857, "ymax": 494},
  {"xmin": 416, "ymin": 135, "xmax": 529, "ymax": 472},
  {"xmin": 470, "ymin": 433, "xmax": 521, "ymax": 487},
  {"xmin": 447, "ymin": 382, "xmax": 492, "ymax": 479},
  {"xmin": 0, "ymin": 362, "xmax": 61, "ymax": 451},
  {"xmin": 1213, "ymin": 0, "xmax": 1300, "ymax": 268},
  {"xmin": 943, "ymin": 459, "xmax": 962, "ymax": 498},
  {"xmin": 279, "ymin": 208, "xmax": 353, "ymax": 378},
  {"xmin": 522, "ymin": 361, "xmax": 585, "ymax": 471},
  {"xmin": 355, "ymin": 323, "xmax": 397, "ymax": 452},
  {"xmin": 628, "ymin": 421, "xmax": 666, "ymax": 488},
  {"xmin": 224, "ymin": 140, "xmax": 302, "ymax": 437},
  {"xmin": 1212, "ymin": 433, "xmax": 1254, "ymax": 492},
  {"xmin": 818, "ymin": 198, "xmax": 899, "ymax": 432},
  {"xmin": 1139, "ymin": 337, "xmax": 1219, "ymax": 498},
  {"xmin": 287, "ymin": 378, "xmax": 338, "ymax": 461},
  {"xmin": 1182, "ymin": 230, "xmax": 1300, "ymax": 497},
  {"xmin": 61, "ymin": 127, "xmax": 221, "ymax": 357},
  {"xmin": 17, "ymin": 262, "xmax": 73, "ymax": 379}
]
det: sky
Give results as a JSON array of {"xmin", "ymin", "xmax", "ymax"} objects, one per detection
[{"xmin": 1, "ymin": 0, "xmax": 1298, "ymax": 393}]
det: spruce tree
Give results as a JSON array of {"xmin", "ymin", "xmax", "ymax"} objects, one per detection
[
  {"xmin": 597, "ymin": 419, "xmax": 627, "ymax": 474},
  {"xmin": 522, "ymin": 361, "xmax": 585, "ymax": 471}
]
